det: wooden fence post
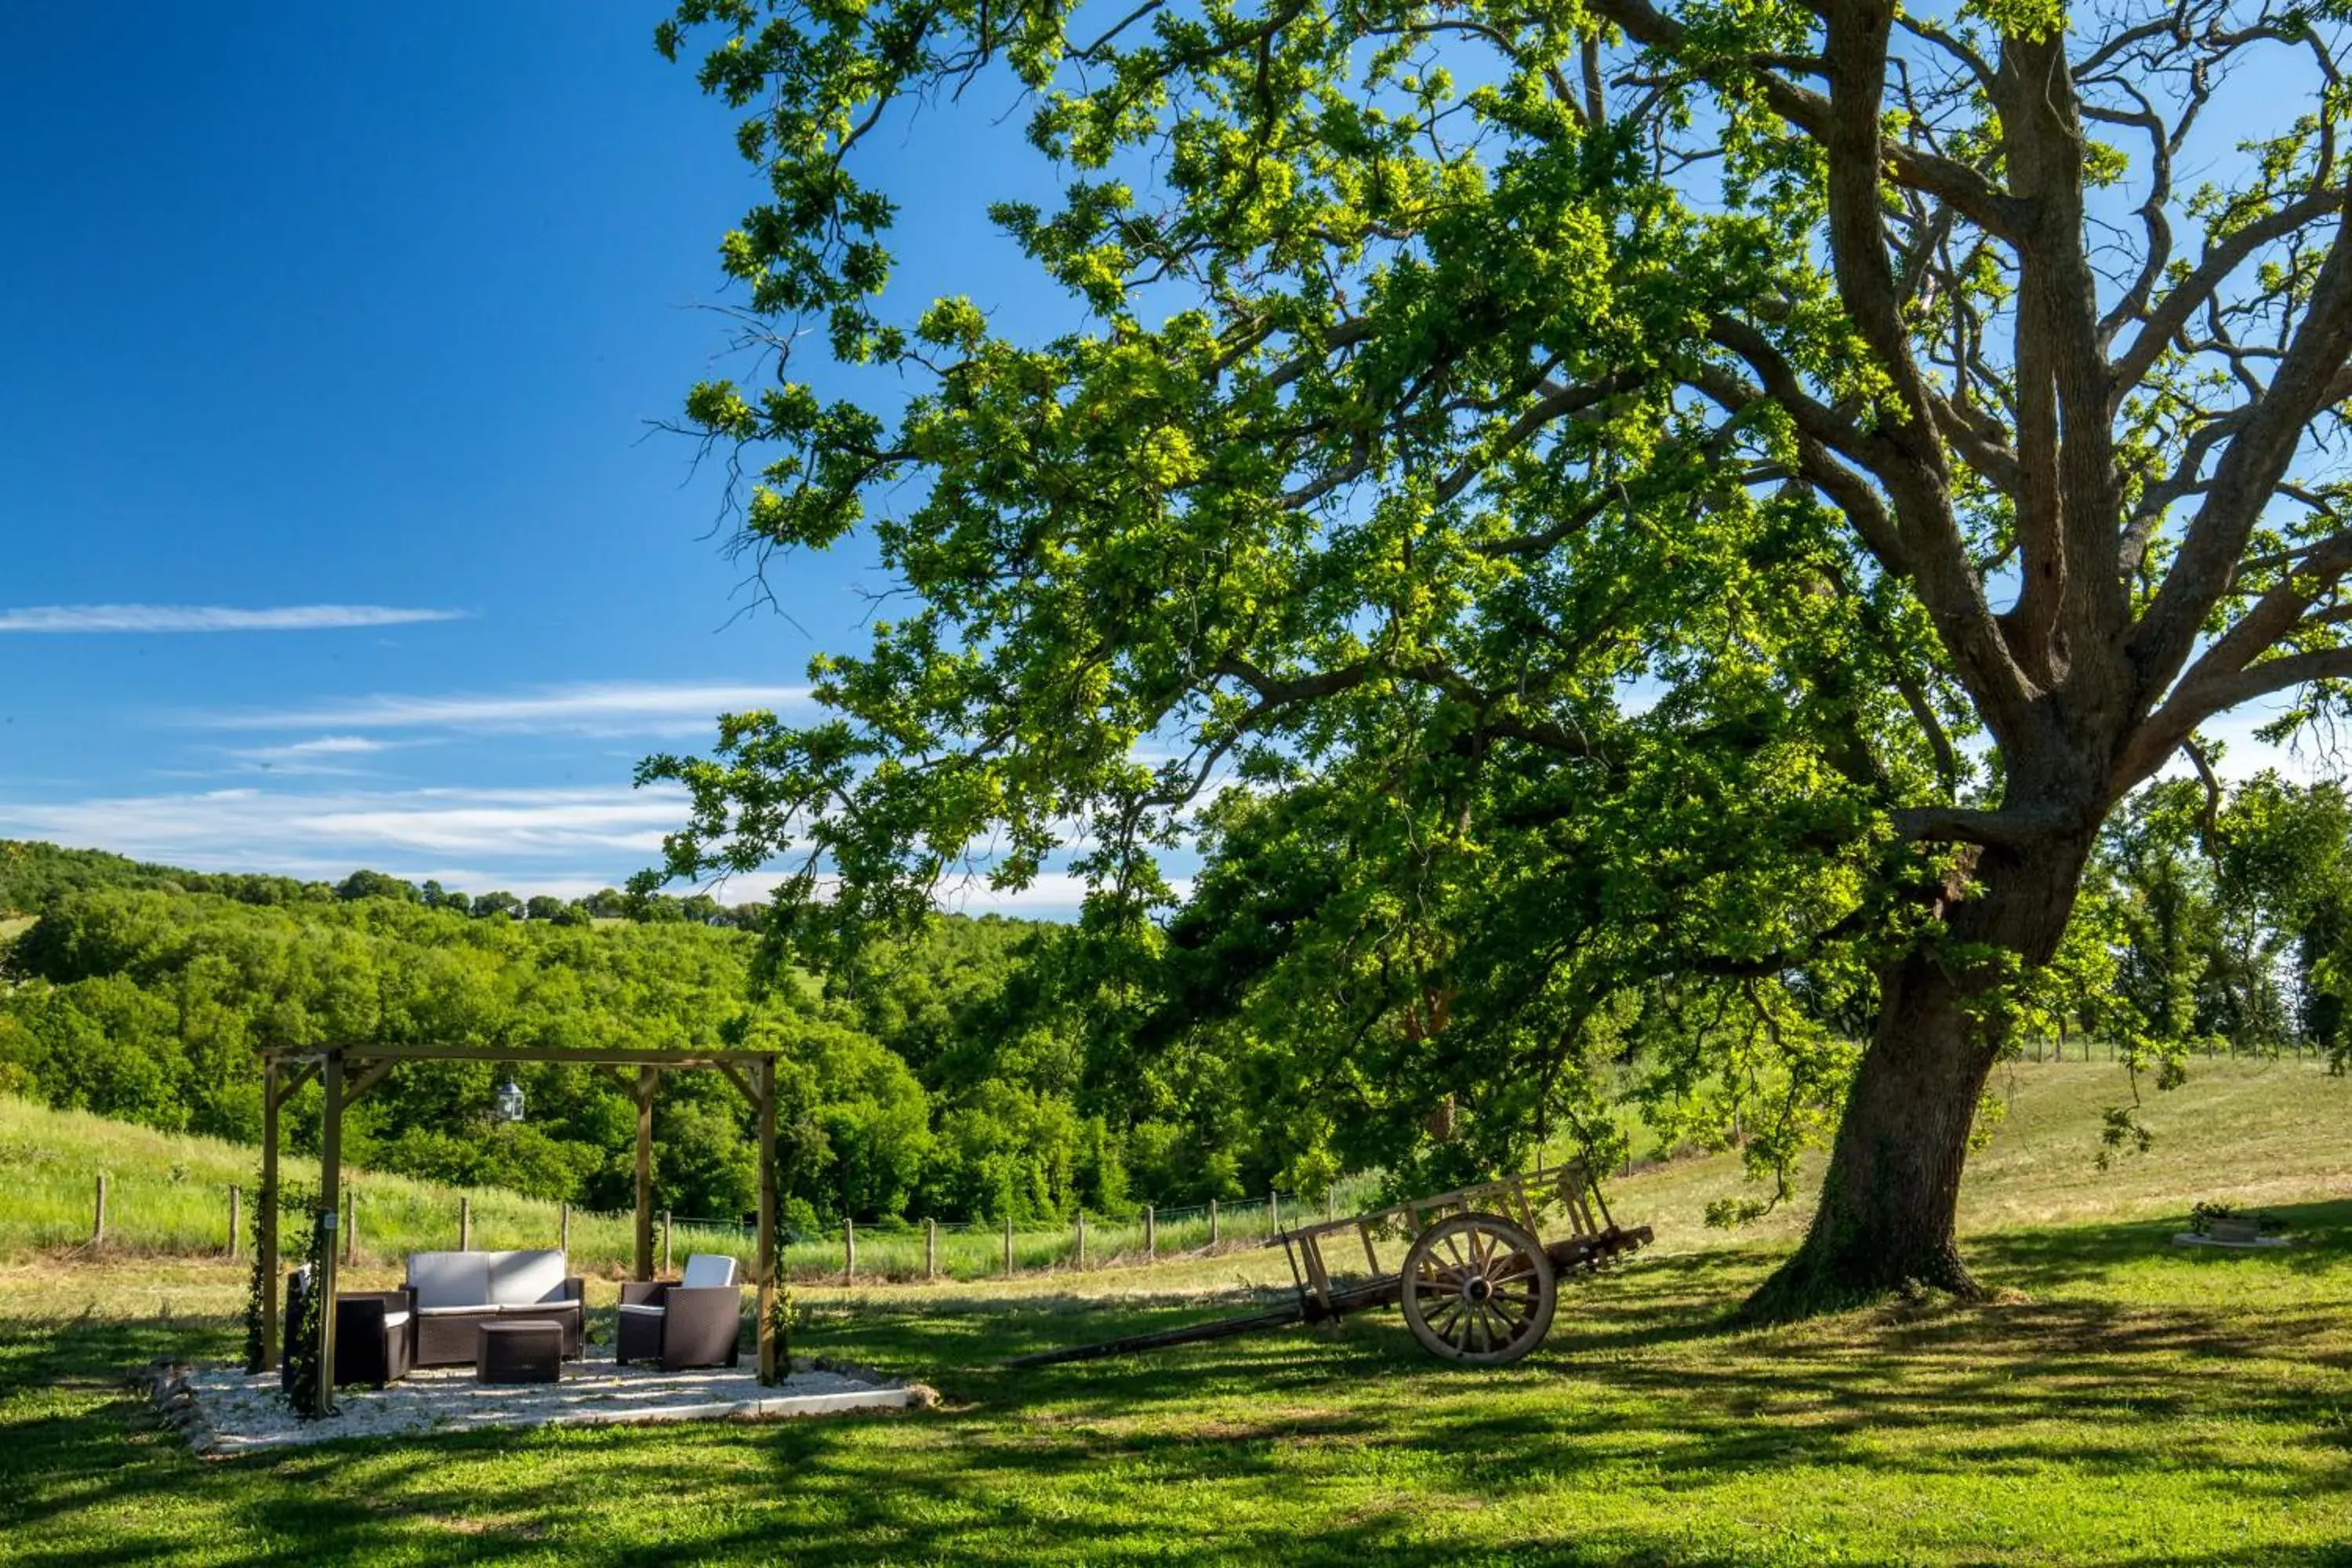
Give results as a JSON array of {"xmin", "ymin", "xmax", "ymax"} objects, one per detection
[
  {"xmin": 1325, "ymin": 1189, "xmax": 1336, "ymax": 1221},
  {"xmin": 925, "ymin": 1218, "xmax": 938, "ymax": 1280},
  {"xmin": 1145, "ymin": 1204, "xmax": 1156, "ymax": 1257},
  {"xmin": 227, "ymin": 1185, "xmax": 241, "ymax": 1260},
  {"xmin": 1208, "ymin": 1198, "xmax": 1218, "ymax": 1243},
  {"xmin": 662, "ymin": 1209, "xmax": 673, "ymax": 1276},
  {"xmin": 560, "ymin": 1203, "xmax": 571, "ymax": 1258},
  {"xmin": 93, "ymin": 1173, "xmax": 107, "ymax": 1247},
  {"xmin": 1004, "ymin": 1214, "xmax": 1014, "ymax": 1279},
  {"xmin": 1269, "ymin": 1189, "xmax": 1279, "ymax": 1236},
  {"xmin": 343, "ymin": 1187, "xmax": 358, "ymax": 1263},
  {"xmin": 1074, "ymin": 1210, "xmax": 1086, "ymax": 1269},
  {"xmin": 459, "ymin": 1195, "xmax": 472, "ymax": 1250},
  {"xmin": 844, "ymin": 1218, "xmax": 857, "ymax": 1284}
]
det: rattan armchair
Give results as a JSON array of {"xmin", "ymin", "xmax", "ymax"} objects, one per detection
[
  {"xmin": 281, "ymin": 1270, "xmax": 417, "ymax": 1388},
  {"xmin": 615, "ymin": 1254, "xmax": 743, "ymax": 1370},
  {"xmin": 334, "ymin": 1287, "xmax": 417, "ymax": 1387}
]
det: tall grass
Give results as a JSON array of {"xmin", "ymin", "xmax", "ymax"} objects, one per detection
[{"xmin": 0, "ymin": 1096, "xmax": 1384, "ymax": 1283}]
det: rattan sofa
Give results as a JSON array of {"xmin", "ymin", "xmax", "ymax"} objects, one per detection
[
  {"xmin": 615, "ymin": 1254, "xmax": 742, "ymax": 1369},
  {"xmin": 405, "ymin": 1250, "xmax": 585, "ymax": 1367}
]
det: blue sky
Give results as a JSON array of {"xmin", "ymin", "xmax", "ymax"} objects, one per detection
[
  {"xmin": 0, "ymin": 5, "xmax": 2334, "ymax": 908},
  {"xmin": 0, "ymin": 2, "xmax": 1090, "ymax": 908}
]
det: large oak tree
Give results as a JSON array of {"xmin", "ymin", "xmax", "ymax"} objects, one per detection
[{"xmin": 646, "ymin": 0, "xmax": 2352, "ymax": 1311}]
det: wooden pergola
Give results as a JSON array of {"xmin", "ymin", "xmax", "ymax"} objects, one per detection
[{"xmin": 254, "ymin": 1042, "xmax": 782, "ymax": 1416}]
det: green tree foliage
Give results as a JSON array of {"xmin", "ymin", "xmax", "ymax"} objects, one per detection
[
  {"xmin": 644, "ymin": 0, "xmax": 2352, "ymax": 1311},
  {"xmin": 2096, "ymin": 772, "xmax": 2352, "ymax": 1062},
  {"xmin": 0, "ymin": 840, "xmax": 323, "ymax": 914},
  {"xmin": 336, "ymin": 869, "xmax": 421, "ymax": 904},
  {"xmin": 0, "ymin": 853, "xmax": 1292, "ymax": 1221}
]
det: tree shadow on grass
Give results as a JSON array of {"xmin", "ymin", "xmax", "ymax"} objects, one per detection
[
  {"xmin": 0, "ymin": 1309, "xmax": 296, "ymax": 1563},
  {"xmin": 1967, "ymin": 1198, "xmax": 2352, "ymax": 1290},
  {"xmin": 804, "ymin": 1252, "xmax": 2352, "ymax": 1505},
  {"xmin": 10, "ymin": 1219, "xmax": 2352, "ymax": 1568}
]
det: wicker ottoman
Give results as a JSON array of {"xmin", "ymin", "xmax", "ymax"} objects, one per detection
[{"xmin": 477, "ymin": 1320, "xmax": 564, "ymax": 1385}]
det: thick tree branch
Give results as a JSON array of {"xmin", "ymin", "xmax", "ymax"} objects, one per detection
[
  {"xmin": 2119, "ymin": 646, "xmax": 2352, "ymax": 789},
  {"xmin": 2130, "ymin": 172, "xmax": 2352, "ymax": 701},
  {"xmin": 1996, "ymin": 32, "xmax": 2125, "ymax": 685},
  {"xmin": 1891, "ymin": 803, "xmax": 2085, "ymax": 848},
  {"xmin": 2110, "ymin": 187, "xmax": 2348, "ymax": 401},
  {"xmin": 1592, "ymin": 0, "xmax": 2025, "ymax": 238}
]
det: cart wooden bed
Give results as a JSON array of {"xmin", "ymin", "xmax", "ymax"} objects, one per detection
[{"xmin": 1005, "ymin": 1163, "xmax": 1651, "ymax": 1368}]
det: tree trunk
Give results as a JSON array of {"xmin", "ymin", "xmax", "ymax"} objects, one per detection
[{"xmin": 1743, "ymin": 832, "xmax": 2094, "ymax": 1320}]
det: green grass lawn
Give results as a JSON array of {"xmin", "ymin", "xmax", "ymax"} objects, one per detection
[{"xmin": 4, "ymin": 1061, "xmax": 2350, "ymax": 1565}]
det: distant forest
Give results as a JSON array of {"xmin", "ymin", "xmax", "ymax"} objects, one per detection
[{"xmin": 0, "ymin": 840, "xmax": 1261, "ymax": 1229}]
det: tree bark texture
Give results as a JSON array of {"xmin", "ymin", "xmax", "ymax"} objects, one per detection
[{"xmin": 1747, "ymin": 832, "xmax": 2095, "ymax": 1317}]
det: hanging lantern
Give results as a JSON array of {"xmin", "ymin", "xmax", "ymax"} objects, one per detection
[{"xmin": 495, "ymin": 1077, "xmax": 525, "ymax": 1124}]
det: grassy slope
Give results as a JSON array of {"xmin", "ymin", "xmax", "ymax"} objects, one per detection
[
  {"xmin": 0, "ymin": 1097, "xmax": 1265, "ymax": 1278},
  {"xmin": 4, "ymin": 1062, "xmax": 2351, "ymax": 1566},
  {"xmin": 1617, "ymin": 1054, "xmax": 2352, "ymax": 1251},
  {"xmin": 0, "ymin": 1098, "xmax": 673, "ymax": 1268}
]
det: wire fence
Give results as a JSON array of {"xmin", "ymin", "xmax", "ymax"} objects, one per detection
[
  {"xmin": 10, "ymin": 1167, "xmax": 1395, "ymax": 1284},
  {"xmin": 24, "ymin": 1040, "xmax": 2325, "ymax": 1268}
]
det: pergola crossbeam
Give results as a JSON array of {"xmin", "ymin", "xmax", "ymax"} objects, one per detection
[{"xmin": 258, "ymin": 1044, "xmax": 771, "ymax": 1069}]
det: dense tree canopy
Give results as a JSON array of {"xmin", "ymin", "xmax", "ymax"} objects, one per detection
[
  {"xmin": 0, "ymin": 846, "xmax": 1336, "ymax": 1224},
  {"xmin": 644, "ymin": 0, "xmax": 2352, "ymax": 1311}
]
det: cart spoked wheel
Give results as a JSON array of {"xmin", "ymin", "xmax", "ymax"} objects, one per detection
[{"xmin": 1400, "ymin": 1211, "xmax": 1557, "ymax": 1365}]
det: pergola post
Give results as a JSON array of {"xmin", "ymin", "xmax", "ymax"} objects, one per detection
[
  {"xmin": 316, "ymin": 1047, "xmax": 344, "ymax": 1417},
  {"xmin": 756, "ymin": 1053, "xmax": 779, "ymax": 1385},
  {"xmin": 633, "ymin": 1066, "xmax": 656, "ymax": 1282},
  {"xmin": 259, "ymin": 1057, "xmax": 281, "ymax": 1371}
]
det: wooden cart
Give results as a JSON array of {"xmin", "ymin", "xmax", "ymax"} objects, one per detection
[{"xmin": 1004, "ymin": 1163, "xmax": 1650, "ymax": 1368}]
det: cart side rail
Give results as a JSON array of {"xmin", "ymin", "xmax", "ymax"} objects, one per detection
[{"xmin": 1272, "ymin": 1163, "xmax": 1606, "ymax": 1250}]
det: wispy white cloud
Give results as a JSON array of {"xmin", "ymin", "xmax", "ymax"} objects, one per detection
[
  {"xmin": 0, "ymin": 604, "xmax": 466, "ymax": 633},
  {"xmin": 0, "ymin": 782, "xmax": 1157, "ymax": 915},
  {"xmin": 194, "ymin": 681, "xmax": 811, "ymax": 739},
  {"xmin": 263, "ymin": 735, "xmax": 395, "ymax": 757},
  {"xmin": 0, "ymin": 784, "xmax": 690, "ymax": 870},
  {"xmin": 224, "ymin": 735, "xmax": 412, "ymax": 775}
]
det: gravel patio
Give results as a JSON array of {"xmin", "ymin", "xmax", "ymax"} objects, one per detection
[{"xmin": 150, "ymin": 1353, "xmax": 928, "ymax": 1455}]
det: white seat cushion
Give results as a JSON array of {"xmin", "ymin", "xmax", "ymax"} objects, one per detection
[
  {"xmin": 496, "ymin": 1300, "xmax": 578, "ymax": 1314},
  {"xmin": 487, "ymin": 1249, "xmax": 571, "ymax": 1305},
  {"xmin": 418, "ymin": 1305, "xmax": 488, "ymax": 1318},
  {"xmin": 407, "ymin": 1253, "xmax": 491, "ymax": 1310},
  {"xmin": 616, "ymin": 1301, "xmax": 667, "ymax": 1316},
  {"xmin": 681, "ymin": 1254, "xmax": 738, "ymax": 1288},
  {"xmin": 379, "ymin": 1311, "xmax": 411, "ymax": 1329}
]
